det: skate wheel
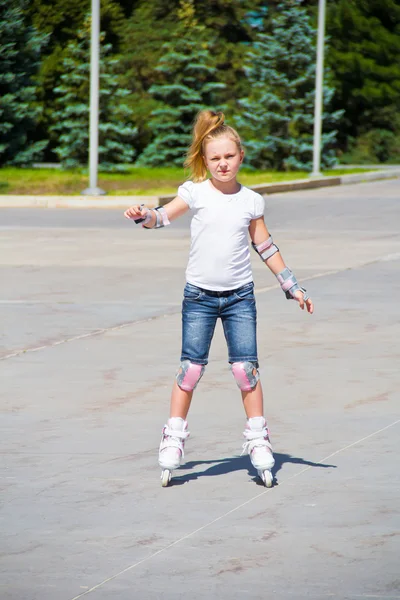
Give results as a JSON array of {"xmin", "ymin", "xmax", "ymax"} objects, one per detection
[
  {"xmin": 161, "ymin": 469, "xmax": 171, "ymax": 487},
  {"xmin": 262, "ymin": 470, "xmax": 273, "ymax": 488}
]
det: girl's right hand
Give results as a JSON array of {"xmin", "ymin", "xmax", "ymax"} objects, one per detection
[{"xmin": 124, "ymin": 205, "xmax": 148, "ymax": 221}]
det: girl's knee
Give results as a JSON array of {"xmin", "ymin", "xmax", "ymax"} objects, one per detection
[
  {"xmin": 176, "ymin": 360, "xmax": 205, "ymax": 391},
  {"xmin": 231, "ymin": 361, "xmax": 259, "ymax": 391}
]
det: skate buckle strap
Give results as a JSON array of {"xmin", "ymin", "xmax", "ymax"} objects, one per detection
[
  {"xmin": 241, "ymin": 438, "xmax": 273, "ymax": 456},
  {"xmin": 160, "ymin": 429, "xmax": 189, "ymax": 460},
  {"xmin": 241, "ymin": 427, "xmax": 272, "ymax": 456},
  {"xmin": 163, "ymin": 426, "xmax": 190, "ymax": 440},
  {"xmin": 243, "ymin": 427, "xmax": 270, "ymax": 441},
  {"xmin": 160, "ymin": 437, "xmax": 182, "ymax": 449}
]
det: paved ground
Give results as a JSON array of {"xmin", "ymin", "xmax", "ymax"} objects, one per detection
[{"xmin": 1, "ymin": 179, "xmax": 399, "ymax": 600}]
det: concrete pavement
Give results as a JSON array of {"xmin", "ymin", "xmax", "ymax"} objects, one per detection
[{"xmin": 1, "ymin": 179, "xmax": 399, "ymax": 599}]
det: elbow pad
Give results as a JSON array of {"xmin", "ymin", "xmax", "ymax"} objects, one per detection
[{"xmin": 252, "ymin": 236, "xmax": 279, "ymax": 261}]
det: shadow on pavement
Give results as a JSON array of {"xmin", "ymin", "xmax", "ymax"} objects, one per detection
[{"xmin": 170, "ymin": 453, "xmax": 337, "ymax": 486}]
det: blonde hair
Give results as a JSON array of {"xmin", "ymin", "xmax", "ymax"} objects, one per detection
[{"xmin": 184, "ymin": 110, "xmax": 242, "ymax": 182}]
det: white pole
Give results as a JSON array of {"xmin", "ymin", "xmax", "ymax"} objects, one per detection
[
  {"xmin": 311, "ymin": 0, "xmax": 326, "ymax": 178},
  {"xmin": 82, "ymin": 0, "xmax": 105, "ymax": 195}
]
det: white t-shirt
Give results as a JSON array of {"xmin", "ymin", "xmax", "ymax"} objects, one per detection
[{"xmin": 178, "ymin": 179, "xmax": 265, "ymax": 291}]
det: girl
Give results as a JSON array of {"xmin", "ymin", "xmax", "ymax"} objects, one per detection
[{"xmin": 124, "ymin": 110, "xmax": 313, "ymax": 487}]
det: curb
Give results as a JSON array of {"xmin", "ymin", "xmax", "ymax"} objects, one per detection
[
  {"xmin": 0, "ymin": 195, "xmax": 160, "ymax": 209},
  {"xmin": 0, "ymin": 169, "xmax": 399, "ymax": 209}
]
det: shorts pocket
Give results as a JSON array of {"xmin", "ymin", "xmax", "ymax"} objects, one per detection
[
  {"xmin": 183, "ymin": 284, "xmax": 204, "ymax": 301},
  {"xmin": 233, "ymin": 283, "xmax": 255, "ymax": 301}
]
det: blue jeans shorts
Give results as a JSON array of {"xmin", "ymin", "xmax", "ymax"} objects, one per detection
[{"xmin": 181, "ymin": 282, "xmax": 258, "ymax": 366}]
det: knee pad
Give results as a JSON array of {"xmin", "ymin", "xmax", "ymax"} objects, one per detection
[
  {"xmin": 176, "ymin": 360, "xmax": 205, "ymax": 391},
  {"xmin": 231, "ymin": 361, "xmax": 259, "ymax": 391}
]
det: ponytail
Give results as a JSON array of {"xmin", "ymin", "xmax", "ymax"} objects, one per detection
[{"xmin": 184, "ymin": 110, "xmax": 242, "ymax": 182}]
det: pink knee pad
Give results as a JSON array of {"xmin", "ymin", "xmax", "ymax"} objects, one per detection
[
  {"xmin": 231, "ymin": 361, "xmax": 259, "ymax": 391},
  {"xmin": 176, "ymin": 360, "xmax": 205, "ymax": 391}
]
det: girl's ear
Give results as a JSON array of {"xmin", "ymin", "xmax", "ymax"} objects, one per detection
[{"xmin": 240, "ymin": 149, "xmax": 245, "ymax": 163}]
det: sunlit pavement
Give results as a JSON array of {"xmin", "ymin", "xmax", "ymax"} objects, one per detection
[{"xmin": 1, "ymin": 179, "xmax": 399, "ymax": 599}]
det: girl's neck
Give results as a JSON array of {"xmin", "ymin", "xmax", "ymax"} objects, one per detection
[{"xmin": 209, "ymin": 177, "xmax": 241, "ymax": 195}]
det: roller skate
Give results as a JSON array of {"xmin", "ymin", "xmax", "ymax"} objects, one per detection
[
  {"xmin": 158, "ymin": 417, "xmax": 190, "ymax": 487},
  {"xmin": 242, "ymin": 416, "xmax": 275, "ymax": 487}
]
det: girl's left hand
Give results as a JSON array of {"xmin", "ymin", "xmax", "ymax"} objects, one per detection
[{"xmin": 293, "ymin": 290, "xmax": 314, "ymax": 314}]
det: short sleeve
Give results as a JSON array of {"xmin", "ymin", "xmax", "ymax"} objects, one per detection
[
  {"xmin": 252, "ymin": 192, "xmax": 265, "ymax": 219},
  {"xmin": 178, "ymin": 180, "xmax": 195, "ymax": 208}
]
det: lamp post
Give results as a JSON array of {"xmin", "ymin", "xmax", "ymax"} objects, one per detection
[
  {"xmin": 82, "ymin": 0, "xmax": 105, "ymax": 195},
  {"xmin": 311, "ymin": 0, "xmax": 326, "ymax": 178}
]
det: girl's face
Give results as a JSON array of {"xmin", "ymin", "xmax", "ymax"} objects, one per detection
[{"xmin": 203, "ymin": 136, "xmax": 244, "ymax": 183}]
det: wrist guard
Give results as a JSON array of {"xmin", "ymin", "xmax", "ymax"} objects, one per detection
[
  {"xmin": 135, "ymin": 206, "xmax": 170, "ymax": 229},
  {"xmin": 252, "ymin": 236, "xmax": 279, "ymax": 262},
  {"xmin": 276, "ymin": 267, "xmax": 309, "ymax": 301}
]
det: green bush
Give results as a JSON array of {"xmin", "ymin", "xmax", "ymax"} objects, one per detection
[{"xmin": 341, "ymin": 129, "xmax": 400, "ymax": 164}]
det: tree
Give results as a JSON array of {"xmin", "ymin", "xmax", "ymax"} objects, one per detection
[
  {"xmin": 117, "ymin": 0, "xmax": 178, "ymax": 156},
  {"xmin": 50, "ymin": 20, "xmax": 137, "ymax": 170},
  {"xmin": 326, "ymin": 0, "xmax": 400, "ymax": 147},
  {"xmin": 25, "ymin": 0, "xmax": 127, "ymax": 159},
  {"xmin": 119, "ymin": 0, "xmax": 265, "ymax": 157},
  {"xmin": 0, "ymin": 0, "xmax": 48, "ymax": 166},
  {"xmin": 237, "ymin": 0, "xmax": 342, "ymax": 171},
  {"xmin": 136, "ymin": 1, "xmax": 225, "ymax": 167}
]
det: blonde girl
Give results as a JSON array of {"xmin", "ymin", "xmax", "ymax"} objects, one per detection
[{"xmin": 125, "ymin": 110, "xmax": 313, "ymax": 487}]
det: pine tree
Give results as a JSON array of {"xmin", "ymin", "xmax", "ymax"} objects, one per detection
[
  {"xmin": 119, "ymin": 0, "xmax": 266, "ymax": 156},
  {"xmin": 26, "ymin": 0, "xmax": 128, "ymax": 160},
  {"xmin": 50, "ymin": 20, "xmax": 137, "ymax": 170},
  {"xmin": 0, "ymin": 0, "xmax": 48, "ymax": 166},
  {"xmin": 237, "ymin": 0, "xmax": 342, "ymax": 171},
  {"xmin": 136, "ymin": 0, "xmax": 225, "ymax": 167},
  {"xmin": 117, "ymin": 0, "xmax": 178, "ymax": 156}
]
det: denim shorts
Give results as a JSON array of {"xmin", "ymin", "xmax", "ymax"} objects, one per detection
[{"xmin": 181, "ymin": 282, "xmax": 258, "ymax": 366}]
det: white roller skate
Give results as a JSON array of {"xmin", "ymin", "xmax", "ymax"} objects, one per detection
[
  {"xmin": 158, "ymin": 417, "xmax": 190, "ymax": 487},
  {"xmin": 242, "ymin": 416, "xmax": 275, "ymax": 487}
]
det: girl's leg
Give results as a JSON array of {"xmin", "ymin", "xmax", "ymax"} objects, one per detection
[
  {"xmin": 221, "ymin": 284, "xmax": 262, "ymax": 415},
  {"xmin": 241, "ymin": 380, "xmax": 264, "ymax": 418},
  {"xmin": 169, "ymin": 285, "xmax": 218, "ymax": 417},
  {"xmin": 170, "ymin": 381, "xmax": 193, "ymax": 419},
  {"xmin": 222, "ymin": 287, "xmax": 274, "ymax": 486},
  {"xmin": 158, "ymin": 287, "xmax": 218, "ymax": 482}
]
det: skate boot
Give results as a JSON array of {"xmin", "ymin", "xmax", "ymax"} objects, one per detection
[
  {"xmin": 158, "ymin": 417, "xmax": 190, "ymax": 487},
  {"xmin": 242, "ymin": 416, "xmax": 275, "ymax": 487}
]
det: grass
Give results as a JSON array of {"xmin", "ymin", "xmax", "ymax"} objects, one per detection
[{"xmin": 0, "ymin": 166, "xmax": 372, "ymax": 196}]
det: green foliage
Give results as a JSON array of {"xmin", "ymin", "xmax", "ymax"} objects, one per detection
[
  {"xmin": 117, "ymin": 1, "xmax": 178, "ymax": 156},
  {"xmin": 27, "ymin": 0, "xmax": 126, "ymax": 46},
  {"xmin": 136, "ymin": 2, "xmax": 225, "ymax": 166},
  {"xmin": 237, "ymin": 0, "xmax": 342, "ymax": 171},
  {"xmin": 6, "ymin": 0, "xmax": 400, "ymax": 169},
  {"xmin": 0, "ymin": 0, "xmax": 48, "ymax": 166},
  {"xmin": 119, "ymin": 0, "xmax": 271, "ymax": 156},
  {"xmin": 341, "ymin": 129, "xmax": 400, "ymax": 164},
  {"xmin": 26, "ymin": 0, "xmax": 127, "ymax": 158},
  {"xmin": 50, "ymin": 21, "xmax": 137, "ymax": 170},
  {"xmin": 326, "ymin": 0, "xmax": 400, "ymax": 146}
]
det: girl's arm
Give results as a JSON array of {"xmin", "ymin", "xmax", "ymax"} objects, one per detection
[
  {"xmin": 124, "ymin": 196, "xmax": 189, "ymax": 228},
  {"xmin": 249, "ymin": 217, "xmax": 314, "ymax": 314}
]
